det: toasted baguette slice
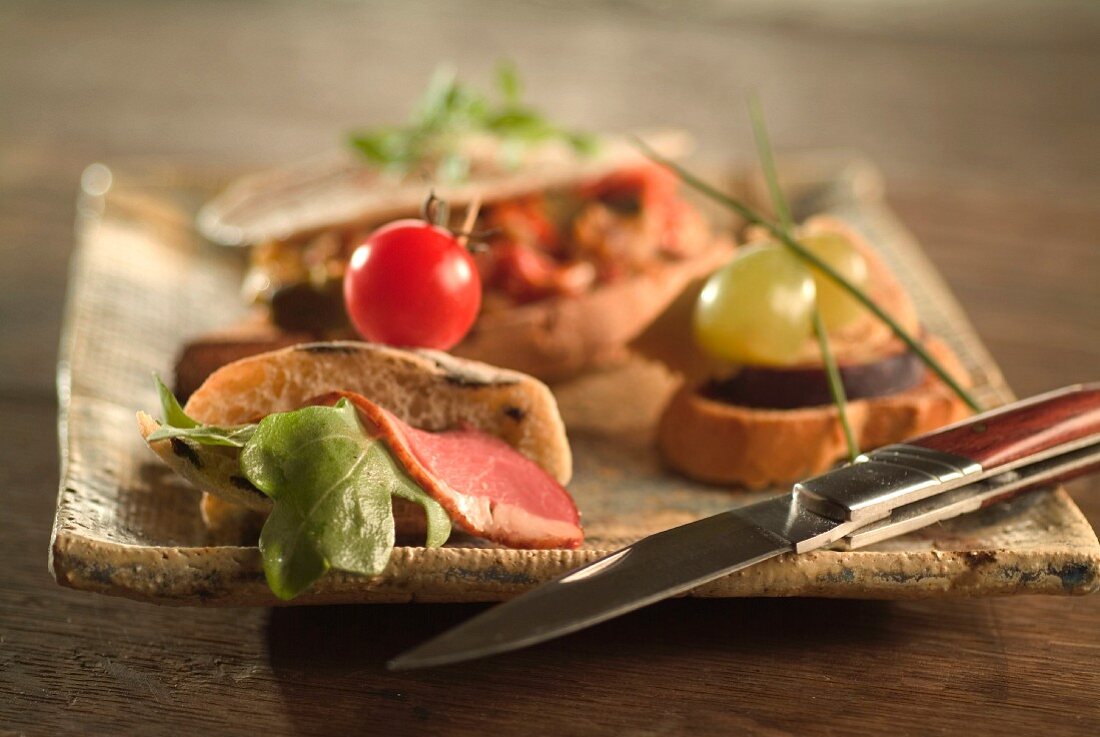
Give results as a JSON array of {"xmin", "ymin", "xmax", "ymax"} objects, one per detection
[
  {"xmin": 653, "ymin": 215, "xmax": 972, "ymax": 487},
  {"xmin": 140, "ymin": 341, "xmax": 572, "ymax": 540},
  {"xmin": 658, "ymin": 337, "xmax": 970, "ymax": 488},
  {"xmin": 185, "ymin": 341, "xmax": 571, "ymax": 482}
]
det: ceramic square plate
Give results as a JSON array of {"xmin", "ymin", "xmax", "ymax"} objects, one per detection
[{"xmin": 49, "ymin": 156, "xmax": 1100, "ymax": 605}]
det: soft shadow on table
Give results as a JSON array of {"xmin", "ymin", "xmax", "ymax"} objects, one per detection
[{"xmin": 264, "ymin": 597, "xmax": 900, "ymax": 732}]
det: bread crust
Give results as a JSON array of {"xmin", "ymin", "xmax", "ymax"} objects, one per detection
[
  {"xmin": 183, "ymin": 341, "xmax": 571, "ymax": 483},
  {"xmin": 657, "ymin": 336, "xmax": 971, "ymax": 488},
  {"xmin": 198, "ymin": 130, "xmax": 693, "ymax": 246},
  {"xmin": 172, "ymin": 237, "xmax": 734, "ymax": 389},
  {"xmin": 453, "ymin": 240, "xmax": 734, "ymax": 381},
  {"xmin": 173, "ymin": 313, "xmax": 312, "ymax": 401},
  {"xmin": 188, "ymin": 129, "xmax": 729, "ymax": 385},
  {"xmin": 142, "ymin": 341, "xmax": 573, "ymax": 541}
]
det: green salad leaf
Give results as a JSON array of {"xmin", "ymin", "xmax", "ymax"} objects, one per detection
[
  {"xmin": 241, "ymin": 400, "xmax": 451, "ymax": 599},
  {"xmin": 146, "ymin": 379, "xmax": 451, "ymax": 599},
  {"xmin": 146, "ymin": 376, "xmax": 255, "ymax": 447},
  {"xmin": 155, "ymin": 374, "xmax": 198, "ymax": 429},
  {"xmin": 348, "ymin": 61, "xmax": 597, "ymax": 182},
  {"xmin": 496, "ymin": 60, "xmax": 521, "ymax": 105},
  {"xmin": 146, "ymin": 422, "xmax": 257, "ymax": 448}
]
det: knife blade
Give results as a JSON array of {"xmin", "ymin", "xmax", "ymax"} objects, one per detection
[{"xmin": 389, "ymin": 383, "xmax": 1100, "ymax": 670}]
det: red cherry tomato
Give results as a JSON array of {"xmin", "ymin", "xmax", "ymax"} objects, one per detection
[{"xmin": 343, "ymin": 219, "xmax": 481, "ymax": 350}]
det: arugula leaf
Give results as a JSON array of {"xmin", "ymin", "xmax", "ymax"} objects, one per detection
[
  {"xmin": 390, "ymin": 476, "xmax": 452, "ymax": 549},
  {"xmin": 568, "ymin": 131, "xmax": 600, "ymax": 157},
  {"xmin": 349, "ymin": 128, "xmax": 409, "ymax": 168},
  {"xmin": 155, "ymin": 374, "xmax": 198, "ymax": 428},
  {"xmin": 496, "ymin": 60, "xmax": 522, "ymax": 105},
  {"xmin": 240, "ymin": 399, "xmax": 452, "ymax": 600},
  {"xmin": 437, "ymin": 153, "xmax": 470, "ymax": 184},
  {"xmin": 148, "ymin": 374, "xmax": 255, "ymax": 446},
  {"xmin": 145, "ymin": 422, "xmax": 256, "ymax": 448},
  {"xmin": 346, "ymin": 61, "xmax": 597, "ymax": 182},
  {"xmin": 414, "ymin": 65, "xmax": 462, "ymax": 128},
  {"xmin": 145, "ymin": 380, "xmax": 452, "ymax": 598}
]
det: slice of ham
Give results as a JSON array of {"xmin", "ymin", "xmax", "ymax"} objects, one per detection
[{"xmin": 314, "ymin": 391, "xmax": 583, "ymax": 549}]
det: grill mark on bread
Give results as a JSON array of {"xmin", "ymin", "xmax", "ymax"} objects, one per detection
[
  {"xmin": 229, "ymin": 475, "xmax": 259, "ymax": 492},
  {"xmin": 437, "ymin": 361, "xmax": 514, "ymax": 387},
  {"xmin": 226, "ymin": 475, "xmax": 270, "ymax": 506},
  {"xmin": 444, "ymin": 374, "xmax": 494, "ymax": 388},
  {"xmin": 179, "ymin": 340, "xmax": 572, "ymax": 483},
  {"xmin": 423, "ymin": 351, "xmax": 520, "ymax": 388},
  {"xmin": 296, "ymin": 343, "xmax": 359, "ymax": 355},
  {"xmin": 170, "ymin": 438, "xmax": 202, "ymax": 468}
]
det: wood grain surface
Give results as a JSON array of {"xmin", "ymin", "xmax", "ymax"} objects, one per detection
[
  {"xmin": 2, "ymin": 2, "xmax": 1099, "ymax": 735},
  {"xmin": 910, "ymin": 384, "xmax": 1100, "ymax": 468}
]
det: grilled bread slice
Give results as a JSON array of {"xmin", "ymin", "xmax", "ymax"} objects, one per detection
[
  {"xmin": 652, "ymin": 216, "xmax": 971, "ymax": 487},
  {"xmin": 140, "ymin": 341, "xmax": 572, "ymax": 540}
]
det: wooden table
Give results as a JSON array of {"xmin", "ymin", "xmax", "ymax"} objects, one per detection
[{"xmin": 2, "ymin": 2, "xmax": 1098, "ymax": 734}]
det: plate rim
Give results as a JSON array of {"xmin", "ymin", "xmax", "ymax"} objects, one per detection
[{"xmin": 50, "ymin": 158, "xmax": 1100, "ymax": 606}]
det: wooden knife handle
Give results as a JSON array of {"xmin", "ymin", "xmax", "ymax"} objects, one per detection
[{"xmin": 908, "ymin": 384, "xmax": 1100, "ymax": 470}]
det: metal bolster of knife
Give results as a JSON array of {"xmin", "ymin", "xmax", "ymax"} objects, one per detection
[
  {"xmin": 839, "ymin": 440, "xmax": 1100, "ymax": 550},
  {"xmin": 793, "ymin": 444, "xmax": 983, "ymax": 525}
]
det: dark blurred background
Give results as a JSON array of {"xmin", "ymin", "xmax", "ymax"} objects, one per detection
[{"xmin": 2, "ymin": 0, "xmax": 1098, "ymax": 392}]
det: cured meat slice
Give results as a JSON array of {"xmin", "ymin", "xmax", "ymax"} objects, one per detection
[{"xmin": 319, "ymin": 392, "xmax": 583, "ymax": 549}]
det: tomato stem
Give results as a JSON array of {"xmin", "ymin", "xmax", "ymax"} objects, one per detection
[
  {"xmin": 421, "ymin": 190, "xmax": 450, "ymax": 228},
  {"xmin": 456, "ymin": 196, "xmax": 483, "ymax": 251},
  {"xmin": 420, "ymin": 191, "xmax": 489, "ymax": 253}
]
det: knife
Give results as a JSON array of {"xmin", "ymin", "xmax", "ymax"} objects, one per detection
[{"xmin": 389, "ymin": 384, "xmax": 1100, "ymax": 670}]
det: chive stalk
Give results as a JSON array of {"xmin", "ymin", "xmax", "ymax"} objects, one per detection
[
  {"xmin": 812, "ymin": 309, "xmax": 859, "ymax": 461},
  {"xmin": 749, "ymin": 94, "xmax": 859, "ymax": 461},
  {"xmin": 748, "ymin": 95, "xmax": 793, "ymax": 232},
  {"xmin": 634, "ymin": 136, "xmax": 983, "ymax": 413}
]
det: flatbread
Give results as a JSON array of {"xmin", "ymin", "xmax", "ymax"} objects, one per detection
[{"xmin": 197, "ymin": 130, "xmax": 692, "ymax": 246}]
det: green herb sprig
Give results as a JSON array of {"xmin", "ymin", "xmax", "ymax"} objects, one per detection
[
  {"xmin": 348, "ymin": 62, "xmax": 598, "ymax": 183},
  {"xmin": 634, "ymin": 134, "xmax": 983, "ymax": 414},
  {"xmin": 148, "ymin": 377, "xmax": 450, "ymax": 599}
]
